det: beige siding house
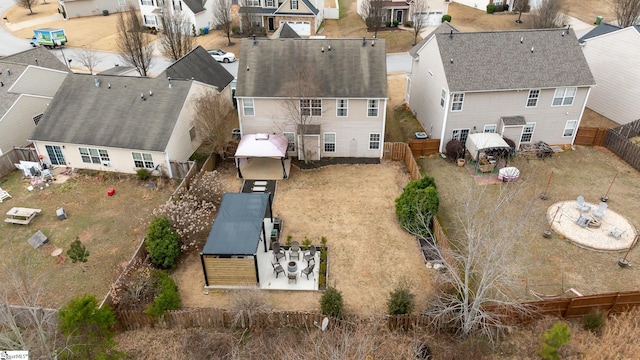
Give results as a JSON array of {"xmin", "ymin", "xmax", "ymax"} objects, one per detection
[
  {"xmin": 58, "ymin": 0, "xmax": 136, "ymax": 19},
  {"xmin": 407, "ymin": 24, "xmax": 595, "ymax": 152},
  {"xmin": 138, "ymin": 0, "xmax": 214, "ymax": 31},
  {"xmin": 0, "ymin": 47, "xmax": 68, "ymax": 155},
  {"xmin": 29, "ymin": 47, "xmax": 234, "ymax": 177},
  {"xmin": 239, "ymin": 0, "xmax": 323, "ymax": 35},
  {"xmin": 579, "ymin": 24, "xmax": 640, "ymax": 125},
  {"xmin": 235, "ymin": 38, "xmax": 388, "ymax": 160}
]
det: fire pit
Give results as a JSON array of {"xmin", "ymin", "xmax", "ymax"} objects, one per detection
[{"xmin": 287, "ymin": 261, "xmax": 297, "ymax": 273}]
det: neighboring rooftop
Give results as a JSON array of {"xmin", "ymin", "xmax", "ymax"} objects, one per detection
[
  {"xmin": 409, "ymin": 22, "xmax": 459, "ymax": 59},
  {"xmin": 277, "ymin": 23, "xmax": 301, "ymax": 39},
  {"xmin": 164, "ymin": 46, "xmax": 234, "ymax": 90},
  {"xmin": 236, "ymin": 38, "xmax": 387, "ymax": 98},
  {"xmin": 578, "ymin": 23, "xmax": 622, "ymax": 43},
  {"xmin": 436, "ymin": 28, "xmax": 596, "ymax": 91},
  {"xmin": 0, "ymin": 47, "xmax": 68, "ymax": 72}
]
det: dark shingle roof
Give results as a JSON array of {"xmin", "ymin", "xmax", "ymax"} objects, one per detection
[
  {"xmin": 30, "ymin": 74, "xmax": 192, "ymax": 151},
  {"xmin": 183, "ymin": 0, "xmax": 204, "ymax": 13},
  {"xmin": 0, "ymin": 47, "xmax": 68, "ymax": 72},
  {"xmin": 409, "ymin": 22, "xmax": 458, "ymax": 58},
  {"xmin": 578, "ymin": 23, "xmax": 622, "ymax": 43},
  {"xmin": 437, "ymin": 28, "xmax": 596, "ymax": 92},
  {"xmin": 164, "ymin": 46, "xmax": 234, "ymax": 90},
  {"xmin": 278, "ymin": 23, "xmax": 301, "ymax": 38},
  {"xmin": 236, "ymin": 38, "xmax": 387, "ymax": 98}
]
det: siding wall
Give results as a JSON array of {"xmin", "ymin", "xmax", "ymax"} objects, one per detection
[
  {"xmin": 62, "ymin": 0, "xmax": 133, "ymax": 18},
  {"xmin": 202, "ymin": 256, "xmax": 257, "ymax": 287},
  {"xmin": 0, "ymin": 95, "xmax": 50, "ymax": 154},
  {"xmin": 581, "ymin": 27, "xmax": 640, "ymax": 125}
]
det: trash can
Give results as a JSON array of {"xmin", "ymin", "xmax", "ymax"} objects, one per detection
[
  {"xmin": 102, "ymin": 10, "xmax": 109, "ymax": 16},
  {"xmin": 199, "ymin": 28, "xmax": 205, "ymax": 36},
  {"xmin": 56, "ymin": 207, "xmax": 67, "ymax": 220},
  {"xmin": 204, "ymin": 26, "xmax": 209, "ymax": 34},
  {"xmin": 595, "ymin": 16, "xmax": 603, "ymax": 25}
]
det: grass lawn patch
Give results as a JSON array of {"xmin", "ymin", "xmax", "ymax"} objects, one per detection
[{"xmin": 0, "ymin": 170, "xmax": 175, "ymax": 307}]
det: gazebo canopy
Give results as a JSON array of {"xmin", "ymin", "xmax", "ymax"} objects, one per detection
[
  {"xmin": 465, "ymin": 133, "xmax": 511, "ymax": 161},
  {"xmin": 202, "ymin": 193, "xmax": 270, "ymax": 255},
  {"xmin": 234, "ymin": 133, "xmax": 288, "ymax": 159}
]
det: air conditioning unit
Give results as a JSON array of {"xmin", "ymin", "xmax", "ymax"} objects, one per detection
[{"xmin": 102, "ymin": 161, "xmax": 111, "ymax": 167}]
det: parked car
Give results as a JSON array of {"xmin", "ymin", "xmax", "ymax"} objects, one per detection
[{"xmin": 207, "ymin": 49, "xmax": 236, "ymax": 63}]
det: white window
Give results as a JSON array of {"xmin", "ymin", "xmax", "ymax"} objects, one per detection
[
  {"xmin": 132, "ymin": 152, "xmax": 154, "ymax": 168},
  {"xmin": 367, "ymin": 99, "xmax": 379, "ymax": 117},
  {"xmin": 266, "ymin": 0, "xmax": 274, "ymax": 5},
  {"xmin": 291, "ymin": 0, "xmax": 298, "ymax": 9},
  {"xmin": 527, "ymin": 89, "xmax": 540, "ymax": 107},
  {"xmin": 494, "ymin": 0, "xmax": 503, "ymax": 4},
  {"xmin": 336, "ymin": 99, "xmax": 348, "ymax": 117},
  {"xmin": 552, "ymin": 87, "xmax": 576, "ymax": 106},
  {"xmin": 563, "ymin": 120, "xmax": 578, "ymax": 137},
  {"xmin": 300, "ymin": 99, "xmax": 321, "ymax": 116},
  {"xmin": 440, "ymin": 89, "xmax": 446, "ymax": 108},
  {"xmin": 284, "ymin": 132, "xmax": 296, "ymax": 151},
  {"xmin": 452, "ymin": 128, "xmax": 470, "ymax": 145},
  {"xmin": 369, "ymin": 133, "xmax": 381, "ymax": 150},
  {"xmin": 141, "ymin": 0, "xmax": 153, "ymax": 5},
  {"xmin": 79, "ymin": 148, "xmax": 110, "ymax": 164},
  {"xmin": 143, "ymin": 15, "xmax": 157, "ymax": 26},
  {"xmin": 33, "ymin": 113, "xmax": 43, "ymax": 126},
  {"xmin": 521, "ymin": 123, "xmax": 535, "ymax": 143},
  {"xmin": 451, "ymin": 93, "xmax": 464, "ymax": 111},
  {"xmin": 247, "ymin": 0, "xmax": 259, "ymax": 5},
  {"xmin": 242, "ymin": 98, "xmax": 255, "ymax": 116},
  {"xmin": 483, "ymin": 125, "xmax": 497, "ymax": 133},
  {"xmin": 323, "ymin": 132, "xmax": 336, "ymax": 152}
]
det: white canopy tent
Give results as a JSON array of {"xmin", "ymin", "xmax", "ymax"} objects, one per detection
[
  {"xmin": 234, "ymin": 134, "xmax": 289, "ymax": 179},
  {"xmin": 465, "ymin": 133, "xmax": 511, "ymax": 161}
]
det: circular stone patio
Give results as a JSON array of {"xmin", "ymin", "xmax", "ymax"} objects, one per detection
[{"xmin": 547, "ymin": 200, "xmax": 637, "ymax": 251}]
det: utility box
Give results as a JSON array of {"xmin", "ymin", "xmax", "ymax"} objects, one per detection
[{"xmin": 56, "ymin": 207, "xmax": 67, "ymax": 220}]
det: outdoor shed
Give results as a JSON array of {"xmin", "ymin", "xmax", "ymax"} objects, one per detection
[
  {"xmin": 465, "ymin": 133, "xmax": 511, "ymax": 161},
  {"xmin": 200, "ymin": 192, "xmax": 273, "ymax": 288}
]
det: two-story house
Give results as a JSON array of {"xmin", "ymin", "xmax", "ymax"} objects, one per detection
[
  {"xmin": 357, "ymin": 0, "xmax": 449, "ymax": 27},
  {"xmin": 139, "ymin": 0, "xmax": 215, "ymax": 32},
  {"xmin": 238, "ymin": 0, "xmax": 323, "ymax": 35},
  {"xmin": 407, "ymin": 24, "xmax": 595, "ymax": 152},
  {"xmin": 58, "ymin": 0, "xmax": 136, "ymax": 19},
  {"xmin": 235, "ymin": 38, "xmax": 388, "ymax": 161}
]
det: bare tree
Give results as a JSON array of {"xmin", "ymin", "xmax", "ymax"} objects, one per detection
[
  {"xmin": 280, "ymin": 66, "xmax": 323, "ymax": 164},
  {"xmin": 158, "ymin": 0, "xmax": 195, "ymax": 61},
  {"xmin": 14, "ymin": 0, "xmax": 37, "ymax": 14},
  {"xmin": 75, "ymin": 47, "xmax": 102, "ymax": 74},
  {"xmin": 214, "ymin": 0, "xmax": 233, "ymax": 46},
  {"xmin": 513, "ymin": 0, "xmax": 529, "ymax": 24},
  {"xmin": 192, "ymin": 88, "xmax": 236, "ymax": 158},
  {"xmin": 410, "ymin": 0, "xmax": 429, "ymax": 45},
  {"xmin": 116, "ymin": 4, "xmax": 154, "ymax": 76},
  {"xmin": 404, "ymin": 180, "xmax": 539, "ymax": 343},
  {"xmin": 615, "ymin": 0, "xmax": 640, "ymax": 27},
  {"xmin": 239, "ymin": 0, "xmax": 261, "ymax": 35},
  {"xmin": 361, "ymin": 0, "xmax": 385, "ymax": 38},
  {"xmin": 531, "ymin": 0, "xmax": 566, "ymax": 28}
]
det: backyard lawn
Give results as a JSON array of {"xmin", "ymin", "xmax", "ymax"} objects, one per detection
[{"xmin": 0, "ymin": 170, "xmax": 175, "ymax": 307}]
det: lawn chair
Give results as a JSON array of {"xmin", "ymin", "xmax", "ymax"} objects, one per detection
[
  {"xmin": 610, "ymin": 228, "xmax": 626, "ymax": 240},
  {"xmin": 576, "ymin": 214, "xmax": 591, "ymax": 228},
  {"xmin": 289, "ymin": 241, "xmax": 300, "ymax": 261},
  {"xmin": 272, "ymin": 242, "xmax": 286, "ymax": 262},
  {"xmin": 0, "ymin": 187, "xmax": 11, "ymax": 202},
  {"xmin": 272, "ymin": 261, "xmax": 285, "ymax": 278},
  {"xmin": 303, "ymin": 245, "xmax": 316, "ymax": 264},
  {"xmin": 576, "ymin": 196, "xmax": 591, "ymax": 213},
  {"xmin": 301, "ymin": 263, "xmax": 315, "ymax": 279},
  {"xmin": 592, "ymin": 202, "xmax": 608, "ymax": 219}
]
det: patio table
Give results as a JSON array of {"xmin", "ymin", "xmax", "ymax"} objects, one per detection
[{"xmin": 5, "ymin": 207, "xmax": 42, "ymax": 225}]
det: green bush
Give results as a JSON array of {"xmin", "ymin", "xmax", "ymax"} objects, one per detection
[
  {"xmin": 404, "ymin": 20, "xmax": 414, "ymax": 27},
  {"xmin": 387, "ymin": 281, "xmax": 416, "ymax": 315},
  {"xmin": 395, "ymin": 176, "xmax": 439, "ymax": 233},
  {"xmin": 386, "ymin": 20, "xmax": 392, "ymax": 27},
  {"xmin": 320, "ymin": 287, "xmax": 344, "ymax": 319},
  {"xmin": 442, "ymin": 14, "xmax": 452, "ymax": 23},
  {"xmin": 232, "ymin": 25, "xmax": 240, "ymax": 34},
  {"xmin": 582, "ymin": 311, "xmax": 606, "ymax": 335},
  {"xmin": 67, "ymin": 238, "xmax": 89, "ymax": 263},
  {"xmin": 393, "ymin": 20, "xmax": 400, "ymax": 27},
  {"xmin": 136, "ymin": 168, "xmax": 150, "ymax": 181},
  {"xmin": 486, "ymin": 4, "xmax": 496, "ymax": 13},
  {"xmin": 146, "ymin": 270, "xmax": 181, "ymax": 318},
  {"xmin": 145, "ymin": 216, "xmax": 181, "ymax": 269},
  {"xmin": 538, "ymin": 321, "xmax": 571, "ymax": 360},
  {"xmin": 58, "ymin": 295, "xmax": 119, "ymax": 359}
]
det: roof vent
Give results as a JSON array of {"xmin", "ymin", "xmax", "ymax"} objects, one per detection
[
  {"xmin": 141, "ymin": 93, "xmax": 145, "ymax": 100},
  {"xmin": 168, "ymin": 77, "xmax": 172, "ymax": 88},
  {"xmin": 35, "ymin": 59, "xmax": 38, "ymax": 66},
  {"xmin": 450, "ymin": 30, "xmax": 453, "ymax": 39},
  {"xmin": 450, "ymin": 58, "xmax": 453, "ymax": 64},
  {"xmin": 362, "ymin": 37, "xmax": 366, "ymax": 46},
  {"xmin": 321, "ymin": 46, "xmax": 324, "ymax": 52},
  {"xmin": 531, "ymin": 47, "xmax": 534, "ymax": 53},
  {"xmin": 371, "ymin": 40, "xmax": 375, "ymax": 47},
  {"xmin": 7, "ymin": 69, "xmax": 11, "ymax": 76},
  {"xmin": 253, "ymin": 35, "xmax": 256, "ymax": 45},
  {"xmin": 328, "ymin": 45, "xmax": 331, "ymax": 51},
  {"xmin": 520, "ymin": 37, "xmax": 523, "ymax": 44},
  {"xmin": 108, "ymin": 83, "xmax": 111, "ymax": 89},
  {"xmin": 93, "ymin": 75, "xmax": 100, "ymax": 87}
]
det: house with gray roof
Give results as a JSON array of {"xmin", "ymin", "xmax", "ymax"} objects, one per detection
[
  {"xmin": 139, "ymin": 0, "xmax": 216, "ymax": 32},
  {"xmin": 236, "ymin": 38, "xmax": 388, "ymax": 160},
  {"xmin": 579, "ymin": 24, "xmax": 640, "ymax": 125},
  {"xmin": 58, "ymin": 0, "xmax": 137, "ymax": 19},
  {"xmin": 0, "ymin": 47, "xmax": 68, "ymax": 156},
  {"xmin": 407, "ymin": 25, "xmax": 596, "ymax": 152},
  {"xmin": 29, "ymin": 47, "xmax": 234, "ymax": 177},
  {"xmin": 239, "ymin": 0, "xmax": 323, "ymax": 35}
]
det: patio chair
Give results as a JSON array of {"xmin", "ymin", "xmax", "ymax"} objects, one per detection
[
  {"xmin": 592, "ymin": 202, "xmax": 608, "ymax": 219},
  {"xmin": 576, "ymin": 214, "xmax": 591, "ymax": 228},
  {"xmin": 576, "ymin": 196, "xmax": 591, "ymax": 213},
  {"xmin": 290, "ymin": 241, "xmax": 300, "ymax": 261},
  {"xmin": 610, "ymin": 228, "xmax": 626, "ymax": 240},
  {"xmin": 301, "ymin": 263, "xmax": 315, "ymax": 280},
  {"xmin": 272, "ymin": 242, "xmax": 286, "ymax": 262},
  {"xmin": 303, "ymin": 245, "xmax": 316, "ymax": 264},
  {"xmin": 0, "ymin": 187, "xmax": 11, "ymax": 202},
  {"xmin": 272, "ymin": 262, "xmax": 285, "ymax": 278},
  {"xmin": 287, "ymin": 271, "xmax": 297, "ymax": 284}
]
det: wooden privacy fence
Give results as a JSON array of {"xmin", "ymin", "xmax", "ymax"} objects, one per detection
[
  {"xmin": 408, "ymin": 139, "xmax": 440, "ymax": 157},
  {"xmin": 0, "ymin": 147, "xmax": 38, "ymax": 178},
  {"xmin": 574, "ymin": 127, "xmax": 608, "ymax": 146},
  {"xmin": 0, "ymin": 304, "xmax": 58, "ymax": 329},
  {"xmin": 605, "ymin": 120, "xmax": 640, "ymax": 172},
  {"xmin": 383, "ymin": 142, "xmax": 421, "ymax": 180}
]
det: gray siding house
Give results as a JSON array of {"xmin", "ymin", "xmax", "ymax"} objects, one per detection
[
  {"xmin": 235, "ymin": 38, "xmax": 388, "ymax": 160},
  {"xmin": 407, "ymin": 24, "xmax": 596, "ymax": 152}
]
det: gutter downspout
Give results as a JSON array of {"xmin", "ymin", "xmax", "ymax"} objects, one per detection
[
  {"xmin": 165, "ymin": 152, "xmax": 173, "ymax": 178},
  {"xmin": 379, "ymin": 98, "xmax": 388, "ymax": 159},
  {"xmin": 439, "ymin": 90, "xmax": 452, "ymax": 153},
  {"xmin": 573, "ymin": 87, "xmax": 592, "ymax": 146}
]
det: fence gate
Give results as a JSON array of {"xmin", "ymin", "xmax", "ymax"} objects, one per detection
[
  {"xmin": 169, "ymin": 160, "xmax": 195, "ymax": 179},
  {"xmin": 574, "ymin": 127, "xmax": 608, "ymax": 146}
]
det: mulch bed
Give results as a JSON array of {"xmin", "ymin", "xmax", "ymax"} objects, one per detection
[{"xmin": 292, "ymin": 157, "xmax": 380, "ymax": 170}]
